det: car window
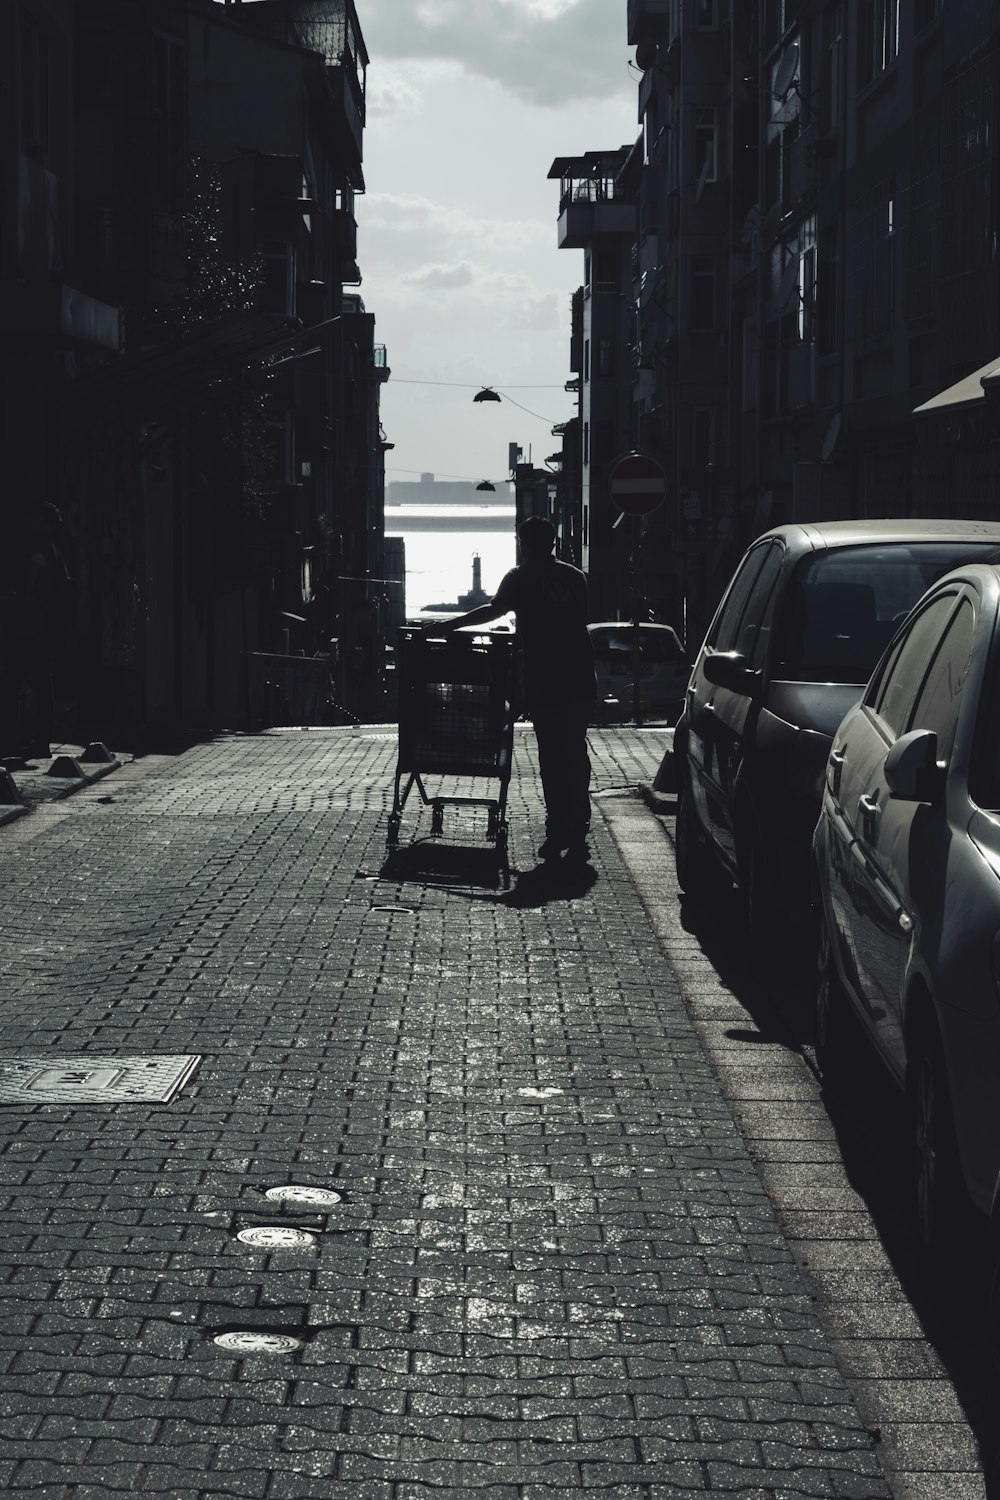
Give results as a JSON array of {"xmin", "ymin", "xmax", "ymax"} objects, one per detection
[
  {"xmin": 772, "ymin": 542, "xmax": 998, "ymax": 685},
  {"xmin": 906, "ymin": 597, "xmax": 974, "ymax": 763},
  {"xmin": 735, "ymin": 543, "xmax": 783, "ymax": 670},
  {"xmin": 869, "ymin": 593, "xmax": 958, "ymax": 737},
  {"xmin": 709, "ymin": 543, "xmax": 773, "ymax": 652}
]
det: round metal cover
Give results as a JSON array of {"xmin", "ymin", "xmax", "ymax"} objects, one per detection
[
  {"xmin": 264, "ymin": 1185, "xmax": 342, "ymax": 1209},
  {"xmin": 214, "ymin": 1330, "xmax": 302, "ymax": 1354},
  {"xmin": 236, "ymin": 1226, "xmax": 317, "ymax": 1249}
]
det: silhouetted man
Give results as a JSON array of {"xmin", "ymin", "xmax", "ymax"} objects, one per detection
[{"xmin": 432, "ymin": 515, "xmax": 596, "ymax": 860}]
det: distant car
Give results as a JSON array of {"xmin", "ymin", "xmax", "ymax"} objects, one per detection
[
  {"xmin": 674, "ymin": 520, "xmax": 1000, "ymax": 953},
  {"xmin": 588, "ymin": 622, "xmax": 688, "ymax": 723},
  {"xmin": 813, "ymin": 561, "xmax": 1000, "ymax": 1255}
]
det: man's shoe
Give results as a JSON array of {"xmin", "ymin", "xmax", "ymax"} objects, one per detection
[
  {"xmin": 563, "ymin": 838, "xmax": 591, "ymax": 864},
  {"xmin": 537, "ymin": 836, "xmax": 564, "ymax": 860}
]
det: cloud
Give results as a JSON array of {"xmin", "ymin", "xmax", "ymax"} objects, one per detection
[
  {"xmin": 359, "ymin": 192, "xmax": 549, "ymax": 272},
  {"xmin": 506, "ymin": 293, "xmax": 561, "ymax": 331},
  {"xmin": 366, "ymin": 63, "xmax": 423, "ymax": 116},
  {"xmin": 359, "ymin": 0, "xmax": 630, "ymax": 106},
  {"xmin": 402, "ymin": 262, "xmax": 476, "ymax": 290}
]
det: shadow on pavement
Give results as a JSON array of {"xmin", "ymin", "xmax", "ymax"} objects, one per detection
[
  {"xmin": 499, "ymin": 856, "xmax": 598, "ymax": 908},
  {"xmin": 679, "ymin": 878, "xmax": 998, "ymax": 1489},
  {"xmin": 380, "ymin": 839, "xmax": 510, "ymax": 892}
]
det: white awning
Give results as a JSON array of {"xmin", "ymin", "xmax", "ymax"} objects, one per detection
[{"xmin": 913, "ymin": 356, "xmax": 1000, "ymax": 415}]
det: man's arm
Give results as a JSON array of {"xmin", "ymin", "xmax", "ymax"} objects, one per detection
[{"xmin": 431, "ymin": 601, "xmax": 506, "ymax": 633}]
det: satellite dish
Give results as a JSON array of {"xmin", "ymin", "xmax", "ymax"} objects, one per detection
[
  {"xmin": 772, "ymin": 44, "xmax": 799, "ymax": 102},
  {"xmin": 758, "ymin": 201, "xmax": 782, "ymax": 246},
  {"xmin": 635, "ymin": 38, "xmax": 657, "ymax": 70},
  {"xmin": 775, "ymin": 255, "xmax": 799, "ymax": 310},
  {"xmin": 821, "ymin": 412, "xmax": 842, "ymax": 463}
]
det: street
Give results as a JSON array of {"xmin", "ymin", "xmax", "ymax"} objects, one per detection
[{"xmin": 0, "ymin": 726, "xmax": 990, "ymax": 1497}]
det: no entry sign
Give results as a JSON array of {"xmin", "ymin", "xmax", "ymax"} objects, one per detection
[{"xmin": 608, "ymin": 451, "xmax": 667, "ymax": 515}]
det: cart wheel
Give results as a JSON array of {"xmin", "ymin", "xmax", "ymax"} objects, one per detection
[
  {"xmin": 496, "ymin": 823, "xmax": 508, "ymax": 852},
  {"xmin": 387, "ymin": 814, "xmax": 401, "ymax": 848},
  {"xmin": 431, "ymin": 805, "xmax": 444, "ymax": 837},
  {"xmin": 487, "ymin": 808, "xmax": 499, "ymax": 841}
]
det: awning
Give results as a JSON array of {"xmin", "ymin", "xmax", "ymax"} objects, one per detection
[
  {"xmin": 913, "ymin": 356, "xmax": 1000, "ymax": 416},
  {"xmin": 0, "ymin": 281, "xmax": 122, "ymax": 350},
  {"xmin": 81, "ymin": 310, "xmax": 342, "ymax": 410}
]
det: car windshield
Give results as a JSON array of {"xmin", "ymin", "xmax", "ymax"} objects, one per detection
[
  {"xmin": 591, "ymin": 628, "xmax": 684, "ymax": 663},
  {"xmin": 772, "ymin": 542, "xmax": 1000, "ymax": 685}
]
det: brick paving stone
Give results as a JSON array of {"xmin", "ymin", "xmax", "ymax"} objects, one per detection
[{"xmin": 0, "ymin": 726, "xmax": 895, "ymax": 1497}]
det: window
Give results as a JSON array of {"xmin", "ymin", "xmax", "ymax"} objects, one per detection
[
  {"xmin": 693, "ymin": 108, "xmax": 718, "ymax": 186},
  {"xmin": 584, "ymin": 338, "xmax": 590, "ymax": 383},
  {"xmin": 736, "ymin": 544, "xmax": 784, "ymax": 670},
  {"xmin": 595, "ymin": 252, "xmax": 617, "ymax": 293},
  {"xmin": 691, "ymin": 256, "xmax": 715, "ymax": 329},
  {"xmin": 20, "ymin": 19, "xmax": 51, "ymax": 159},
  {"xmin": 583, "ymin": 421, "xmax": 590, "ymax": 466},
  {"xmin": 696, "ymin": 0, "xmax": 717, "ymax": 28},
  {"xmin": 710, "ymin": 544, "xmax": 775, "ymax": 652},
  {"xmin": 584, "ymin": 254, "xmax": 591, "ymax": 295},
  {"xmin": 151, "ymin": 35, "xmax": 186, "ymax": 214},
  {"xmin": 906, "ymin": 599, "xmax": 974, "ymax": 763},
  {"xmin": 260, "ymin": 240, "xmax": 296, "ymax": 316},
  {"xmin": 871, "ymin": 595, "xmax": 958, "ymax": 734},
  {"xmin": 596, "ymin": 338, "xmax": 613, "ymax": 378},
  {"xmin": 859, "ymin": 0, "xmax": 899, "ymax": 89}
]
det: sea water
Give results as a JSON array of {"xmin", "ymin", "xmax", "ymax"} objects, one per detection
[{"xmin": 385, "ymin": 506, "xmax": 517, "ymax": 616}]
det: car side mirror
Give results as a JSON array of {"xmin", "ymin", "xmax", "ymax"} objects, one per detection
[
  {"xmin": 884, "ymin": 728, "xmax": 945, "ymax": 803},
  {"xmin": 702, "ymin": 650, "xmax": 759, "ymax": 694}
]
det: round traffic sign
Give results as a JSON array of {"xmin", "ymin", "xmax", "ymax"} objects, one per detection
[{"xmin": 608, "ymin": 451, "xmax": 667, "ymax": 515}]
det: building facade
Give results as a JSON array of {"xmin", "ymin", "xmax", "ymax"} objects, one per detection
[
  {"xmin": 553, "ymin": 0, "xmax": 1000, "ymax": 650},
  {"xmin": 0, "ymin": 0, "xmax": 390, "ymax": 751}
]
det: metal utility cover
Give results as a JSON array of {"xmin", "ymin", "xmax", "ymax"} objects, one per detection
[{"xmin": 0, "ymin": 1054, "xmax": 201, "ymax": 1105}]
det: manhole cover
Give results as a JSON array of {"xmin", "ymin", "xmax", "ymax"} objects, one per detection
[
  {"xmin": 0, "ymin": 1054, "xmax": 201, "ymax": 1105},
  {"xmin": 214, "ymin": 1330, "xmax": 302, "ymax": 1354},
  {"xmin": 236, "ymin": 1226, "xmax": 317, "ymax": 1249},
  {"xmin": 518, "ymin": 1086, "xmax": 564, "ymax": 1099},
  {"xmin": 264, "ymin": 1185, "xmax": 342, "ymax": 1209}
]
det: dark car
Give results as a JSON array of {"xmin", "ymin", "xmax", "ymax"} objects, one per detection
[
  {"xmin": 674, "ymin": 519, "xmax": 1000, "ymax": 953},
  {"xmin": 813, "ymin": 563, "xmax": 1000, "ymax": 1253}
]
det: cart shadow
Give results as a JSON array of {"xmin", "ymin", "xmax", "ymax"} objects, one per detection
[{"xmin": 380, "ymin": 840, "xmax": 510, "ymax": 892}]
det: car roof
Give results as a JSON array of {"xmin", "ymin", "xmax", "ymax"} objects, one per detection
[{"xmin": 755, "ymin": 518, "xmax": 1000, "ymax": 554}]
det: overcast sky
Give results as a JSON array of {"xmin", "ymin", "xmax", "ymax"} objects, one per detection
[{"xmin": 356, "ymin": 0, "xmax": 638, "ymax": 490}]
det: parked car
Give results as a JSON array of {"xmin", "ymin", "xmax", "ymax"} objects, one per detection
[
  {"xmin": 813, "ymin": 562, "xmax": 1000, "ymax": 1254},
  {"xmin": 674, "ymin": 520, "xmax": 1000, "ymax": 952},
  {"xmin": 588, "ymin": 622, "xmax": 688, "ymax": 723}
]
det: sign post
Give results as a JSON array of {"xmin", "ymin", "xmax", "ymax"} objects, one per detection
[{"xmin": 607, "ymin": 452, "xmax": 668, "ymax": 724}]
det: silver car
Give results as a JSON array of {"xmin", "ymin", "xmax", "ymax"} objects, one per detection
[
  {"xmin": 813, "ymin": 562, "xmax": 1000, "ymax": 1254},
  {"xmin": 676, "ymin": 519, "xmax": 1000, "ymax": 955}
]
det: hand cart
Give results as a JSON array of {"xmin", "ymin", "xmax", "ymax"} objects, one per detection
[{"xmin": 388, "ymin": 627, "xmax": 516, "ymax": 851}]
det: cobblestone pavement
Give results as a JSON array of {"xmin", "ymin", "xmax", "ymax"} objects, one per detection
[{"xmin": 0, "ymin": 725, "xmax": 896, "ymax": 1497}]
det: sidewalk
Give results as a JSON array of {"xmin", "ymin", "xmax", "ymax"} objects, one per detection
[{"xmin": 0, "ymin": 725, "xmax": 891, "ymax": 1497}]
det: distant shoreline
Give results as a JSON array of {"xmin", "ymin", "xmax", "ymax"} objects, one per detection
[{"xmin": 385, "ymin": 509, "xmax": 515, "ymax": 533}]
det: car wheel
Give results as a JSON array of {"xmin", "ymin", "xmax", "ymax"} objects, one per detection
[
  {"xmin": 815, "ymin": 913, "xmax": 850, "ymax": 1083},
  {"xmin": 908, "ymin": 1024, "xmax": 963, "ymax": 1264},
  {"xmin": 674, "ymin": 780, "xmax": 716, "ymax": 899}
]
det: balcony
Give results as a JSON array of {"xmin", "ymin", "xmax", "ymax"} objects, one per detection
[
  {"xmin": 558, "ymin": 197, "xmax": 635, "ymax": 249},
  {"xmin": 331, "ymin": 207, "xmax": 358, "ymax": 264},
  {"xmin": 373, "ymin": 344, "xmax": 390, "ymax": 383}
]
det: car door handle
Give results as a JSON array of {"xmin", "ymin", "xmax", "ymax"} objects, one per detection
[
  {"xmin": 830, "ymin": 749, "xmax": 846, "ymax": 796},
  {"xmin": 858, "ymin": 793, "xmax": 879, "ymax": 840}
]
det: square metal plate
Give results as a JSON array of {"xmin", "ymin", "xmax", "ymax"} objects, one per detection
[{"xmin": 0, "ymin": 1054, "xmax": 201, "ymax": 1104}]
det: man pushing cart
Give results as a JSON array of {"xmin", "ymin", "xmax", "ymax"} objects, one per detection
[{"xmin": 389, "ymin": 516, "xmax": 596, "ymax": 864}]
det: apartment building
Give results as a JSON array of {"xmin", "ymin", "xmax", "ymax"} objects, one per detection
[
  {"xmin": 0, "ymin": 0, "xmax": 390, "ymax": 748},
  {"xmin": 553, "ymin": 0, "xmax": 999, "ymax": 647}
]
